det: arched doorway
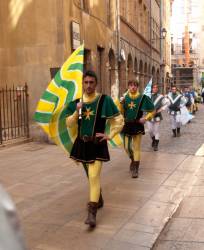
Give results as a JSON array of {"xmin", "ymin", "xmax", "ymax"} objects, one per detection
[
  {"xmin": 127, "ymin": 54, "xmax": 133, "ymax": 80},
  {"xmin": 148, "ymin": 64, "xmax": 151, "ymax": 77},
  {"xmin": 165, "ymin": 72, "xmax": 170, "ymax": 94},
  {"xmin": 119, "ymin": 59, "xmax": 126, "ymax": 95},
  {"xmin": 156, "ymin": 69, "xmax": 160, "ymax": 85},
  {"xmin": 152, "ymin": 66, "xmax": 156, "ymax": 83},
  {"xmin": 144, "ymin": 62, "xmax": 148, "ymax": 86},
  {"xmin": 139, "ymin": 60, "xmax": 144, "ymax": 90},
  {"xmin": 134, "ymin": 57, "xmax": 138, "ymax": 80},
  {"xmin": 108, "ymin": 49, "xmax": 116, "ymax": 95}
]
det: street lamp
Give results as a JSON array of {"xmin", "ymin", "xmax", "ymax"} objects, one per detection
[
  {"xmin": 161, "ymin": 28, "xmax": 167, "ymax": 40},
  {"xmin": 150, "ymin": 27, "xmax": 167, "ymax": 91},
  {"xmin": 151, "ymin": 28, "xmax": 167, "ymax": 41}
]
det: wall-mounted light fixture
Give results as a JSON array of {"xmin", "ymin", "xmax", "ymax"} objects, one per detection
[{"xmin": 151, "ymin": 28, "xmax": 167, "ymax": 41}]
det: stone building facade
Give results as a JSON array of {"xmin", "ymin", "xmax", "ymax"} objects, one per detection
[
  {"xmin": 0, "ymin": 0, "xmax": 118, "ymax": 117},
  {"xmin": 118, "ymin": 0, "xmax": 161, "ymax": 94},
  {"xmin": 0, "ymin": 0, "xmax": 171, "ymax": 138}
]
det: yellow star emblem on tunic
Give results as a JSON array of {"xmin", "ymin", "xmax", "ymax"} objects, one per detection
[
  {"xmin": 128, "ymin": 101, "xmax": 136, "ymax": 110},
  {"xmin": 83, "ymin": 107, "xmax": 94, "ymax": 120}
]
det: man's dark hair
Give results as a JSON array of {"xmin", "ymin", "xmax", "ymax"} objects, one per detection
[
  {"xmin": 83, "ymin": 70, "xmax": 98, "ymax": 83},
  {"xmin": 152, "ymin": 83, "xmax": 158, "ymax": 88},
  {"xmin": 171, "ymin": 85, "xmax": 177, "ymax": 89},
  {"xmin": 128, "ymin": 79, "xmax": 139, "ymax": 87}
]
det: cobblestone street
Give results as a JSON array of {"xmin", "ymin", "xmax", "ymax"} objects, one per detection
[
  {"xmin": 0, "ymin": 105, "xmax": 204, "ymax": 250},
  {"xmin": 142, "ymin": 104, "xmax": 204, "ymax": 155}
]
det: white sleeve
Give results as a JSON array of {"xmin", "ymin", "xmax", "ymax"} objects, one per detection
[
  {"xmin": 161, "ymin": 97, "xmax": 170, "ymax": 111},
  {"xmin": 180, "ymin": 96, "xmax": 187, "ymax": 107}
]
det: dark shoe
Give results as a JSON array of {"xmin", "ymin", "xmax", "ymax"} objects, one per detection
[
  {"xmin": 129, "ymin": 160, "xmax": 134, "ymax": 171},
  {"xmin": 132, "ymin": 161, "xmax": 139, "ymax": 178},
  {"xmin": 129, "ymin": 155, "xmax": 134, "ymax": 171},
  {"xmin": 154, "ymin": 140, "xmax": 159, "ymax": 151},
  {"xmin": 172, "ymin": 129, "xmax": 177, "ymax": 137},
  {"xmin": 85, "ymin": 202, "xmax": 98, "ymax": 227},
  {"xmin": 177, "ymin": 128, "xmax": 181, "ymax": 137},
  {"xmin": 97, "ymin": 191, "xmax": 104, "ymax": 209},
  {"xmin": 151, "ymin": 136, "xmax": 155, "ymax": 147}
]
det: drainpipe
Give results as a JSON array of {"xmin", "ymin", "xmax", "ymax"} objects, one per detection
[
  {"xmin": 150, "ymin": 0, "xmax": 152, "ymax": 79},
  {"xmin": 112, "ymin": 0, "xmax": 120, "ymax": 99},
  {"xmin": 160, "ymin": 0, "xmax": 163, "ymax": 91}
]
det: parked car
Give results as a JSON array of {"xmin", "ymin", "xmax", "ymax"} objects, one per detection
[{"xmin": 0, "ymin": 184, "xmax": 26, "ymax": 250}]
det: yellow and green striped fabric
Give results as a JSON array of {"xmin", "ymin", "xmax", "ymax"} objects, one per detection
[
  {"xmin": 34, "ymin": 44, "xmax": 123, "ymax": 154},
  {"xmin": 34, "ymin": 44, "xmax": 84, "ymax": 153},
  {"xmin": 105, "ymin": 97, "xmax": 124, "ymax": 147}
]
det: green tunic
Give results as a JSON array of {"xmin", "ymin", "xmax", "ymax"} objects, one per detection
[
  {"xmin": 67, "ymin": 94, "xmax": 119, "ymax": 136},
  {"xmin": 123, "ymin": 93, "xmax": 154, "ymax": 121},
  {"xmin": 122, "ymin": 93, "xmax": 154, "ymax": 136}
]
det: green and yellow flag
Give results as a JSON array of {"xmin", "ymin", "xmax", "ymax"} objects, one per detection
[{"xmin": 34, "ymin": 44, "xmax": 84, "ymax": 153}]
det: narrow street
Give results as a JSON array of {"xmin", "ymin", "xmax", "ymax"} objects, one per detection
[
  {"xmin": 1, "ymin": 0, "xmax": 204, "ymax": 249},
  {"xmin": 0, "ymin": 105, "xmax": 204, "ymax": 250}
]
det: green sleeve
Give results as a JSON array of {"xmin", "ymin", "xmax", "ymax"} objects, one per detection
[
  {"xmin": 67, "ymin": 100, "xmax": 77, "ymax": 116},
  {"xmin": 101, "ymin": 95, "xmax": 120, "ymax": 118},
  {"xmin": 141, "ymin": 95, "xmax": 155, "ymax": 112}
]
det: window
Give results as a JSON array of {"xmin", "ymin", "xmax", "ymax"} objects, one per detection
[
  {"xmin": 171, "ymin": 44, "xmax": 174, "ymax": 55},
  {"xmin": 107, "ymin": 0, "xmax": 111, "ymax": 26},
  {"xmin": 84, "ymin": 49, "xmax": 92, "ymax": 72},
  {"xmin": 120, "ymin": 0, "xmax": 127, "ymax": 18},
  {"xmin": 81, "ymin": 0, "xmax": 88, "ymax": 12},
  {"xmin": 97, "ymin": 46, "xmax": 105, "ymax": 91},
  {"xmin": 50, "ymin": 68, "xmax": 60, "ymax": 79}
]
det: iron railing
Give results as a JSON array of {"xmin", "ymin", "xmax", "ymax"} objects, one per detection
[{"xmin": 0, "ymin": 83, "xmax": 29, "ymax": 144}]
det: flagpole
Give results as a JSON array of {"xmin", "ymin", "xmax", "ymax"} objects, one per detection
[{"xmin": 79, "ymin": 42, "xmax": 84, "ymax": 120}]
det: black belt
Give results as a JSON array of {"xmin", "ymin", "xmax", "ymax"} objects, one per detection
[
  {"xmin": 80, "ymin": 135, "xmax": 95, "ymax": 142},
  {"xmin": 125, "ymin": 119, "xmax": 140, "ymax": 124}
]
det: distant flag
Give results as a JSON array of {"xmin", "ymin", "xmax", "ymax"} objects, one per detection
[
  {"xmin": 34, "ymin": 44, "xmax": 84, "ymax": 153},
  {"xmin": 143, "ymin": 78, "xmax": 152, "ymax": 98}
]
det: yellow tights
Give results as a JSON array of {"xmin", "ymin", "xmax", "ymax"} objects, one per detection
[
  {"xmin": 124, "ymin": 134, "xmax": 142, "ymax": 161},
  {"xmin": 85, "ymin": 161, "xmax": 102, "ymax": 203}
]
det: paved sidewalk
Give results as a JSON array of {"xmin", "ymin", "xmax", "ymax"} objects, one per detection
[
  {"xmin": 0, "ymin": 141, "xmax": 204, "ymax": 250},
  {"xmin": 1, "ymin": 104, "xmax": 204, "ymax": 250},
  {"xmin": 153, "ymin": 163, "xmax": 204, "ymax": 250}
]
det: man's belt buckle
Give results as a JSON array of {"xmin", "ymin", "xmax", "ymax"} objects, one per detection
[{"xmin": 82, "ymin": 135, "xmax": 89, "ymax": 142}]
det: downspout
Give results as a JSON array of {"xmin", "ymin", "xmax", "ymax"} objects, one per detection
[
  {"xmin": 150, "ymin": 0, "xmax": 152, "ymax": 79},
  {"xmin": 160, "ymin": 0, "xmax": 163, "ymax": 91},
  {"xmin": 113, "ymin": 0, "xmax": 120, "ymax": 99}
]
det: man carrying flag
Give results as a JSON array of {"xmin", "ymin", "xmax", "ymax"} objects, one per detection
[
  {"xmin": 120, "ymin": 79, "xmax": 155, "ymax": 178},
  {"xmin": 66, "ymin": 70, "xmax": 124, "ymax": 228},
  {"xmin": 34, "ymin": 45, "xmax": 124, "ymax": 228}
]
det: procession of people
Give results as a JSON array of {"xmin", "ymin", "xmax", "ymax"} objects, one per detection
[{"xmin": 64, "ymin": 69, "xmax": 201, "ymax": 228}]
